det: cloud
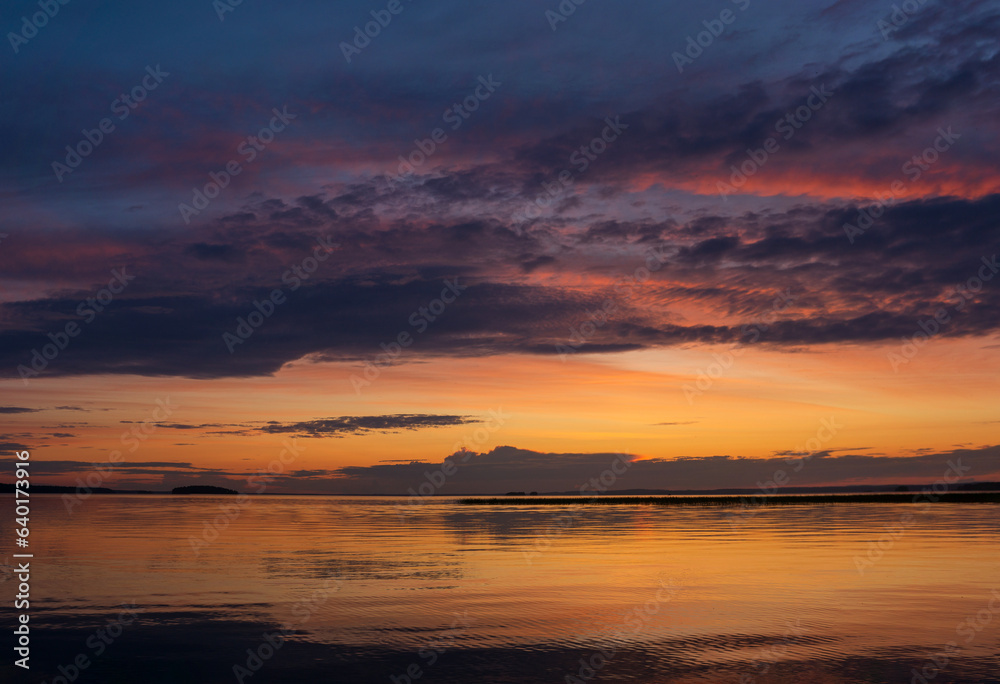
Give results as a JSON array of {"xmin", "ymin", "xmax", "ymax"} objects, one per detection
[
  {"xmin": 4, "ymin": 442, "xmax": 997, "ymax": 495},
  {"xmin": 0, "ymin": 407, "xmax": 39, "ymax": 414},
  {"xmin": 259, "ymin": 414, "xmax": 480, "ymax": 437},
  {"xmin": 0, "ymin": 0, "xmax": 997, "ymax": 394},
  {"xmin": 1, "ymin": 189, "xmax": 998, "ymax": 380},
  {"xmin": 324, "ymin": 443, "xmax": 1000, "ymax": 494},
  {"xmin": 0, "ymin": 460, "xmax": 206, "ymax": 476}
]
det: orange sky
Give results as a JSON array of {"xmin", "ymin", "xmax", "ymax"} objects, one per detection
[{"xmin": 5, "ymin": 332, "xmax": 998, "ymax": 489}]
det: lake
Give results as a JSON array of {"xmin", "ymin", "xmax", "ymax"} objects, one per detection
[{"xmin": 3, "ymin": 494, "xmax": 998, "ymax": 683}]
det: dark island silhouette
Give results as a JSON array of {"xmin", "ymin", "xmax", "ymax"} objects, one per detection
[{"xmin": 171, "ymin": 485, "xmax": 239, "ymax": 495}]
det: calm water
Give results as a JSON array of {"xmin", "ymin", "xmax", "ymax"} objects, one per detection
[{"xmin": 3, "ymin": 495, "xmax": 998, "ymax": 683}]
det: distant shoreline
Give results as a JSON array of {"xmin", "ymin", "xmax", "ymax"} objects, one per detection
[
  {"xmin": 2, "ymin": 483, "xmax": 999, "ymax": 500},
  {"xmin": 459, "ymin": 492, "xmax": 1000, "ymax": 506}
]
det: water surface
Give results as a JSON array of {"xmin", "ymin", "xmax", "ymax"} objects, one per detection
[{"xmin": 3, "ymin": 495, "xmax": 998, "ymax": 683}]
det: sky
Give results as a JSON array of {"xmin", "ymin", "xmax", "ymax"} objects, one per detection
[{"xmin": 1, "ymin": 0, "xmax": 999, "ymax": 494}]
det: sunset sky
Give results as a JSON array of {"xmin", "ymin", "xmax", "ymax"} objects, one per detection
[{"xmin": 2, "ymin": 0, "xmax": 998, "ymax": 493}]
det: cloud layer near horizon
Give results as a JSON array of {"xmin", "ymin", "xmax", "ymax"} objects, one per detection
[{"xmin": 6, "ymin": 443, "xmax": 997, "ymax": 495}]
